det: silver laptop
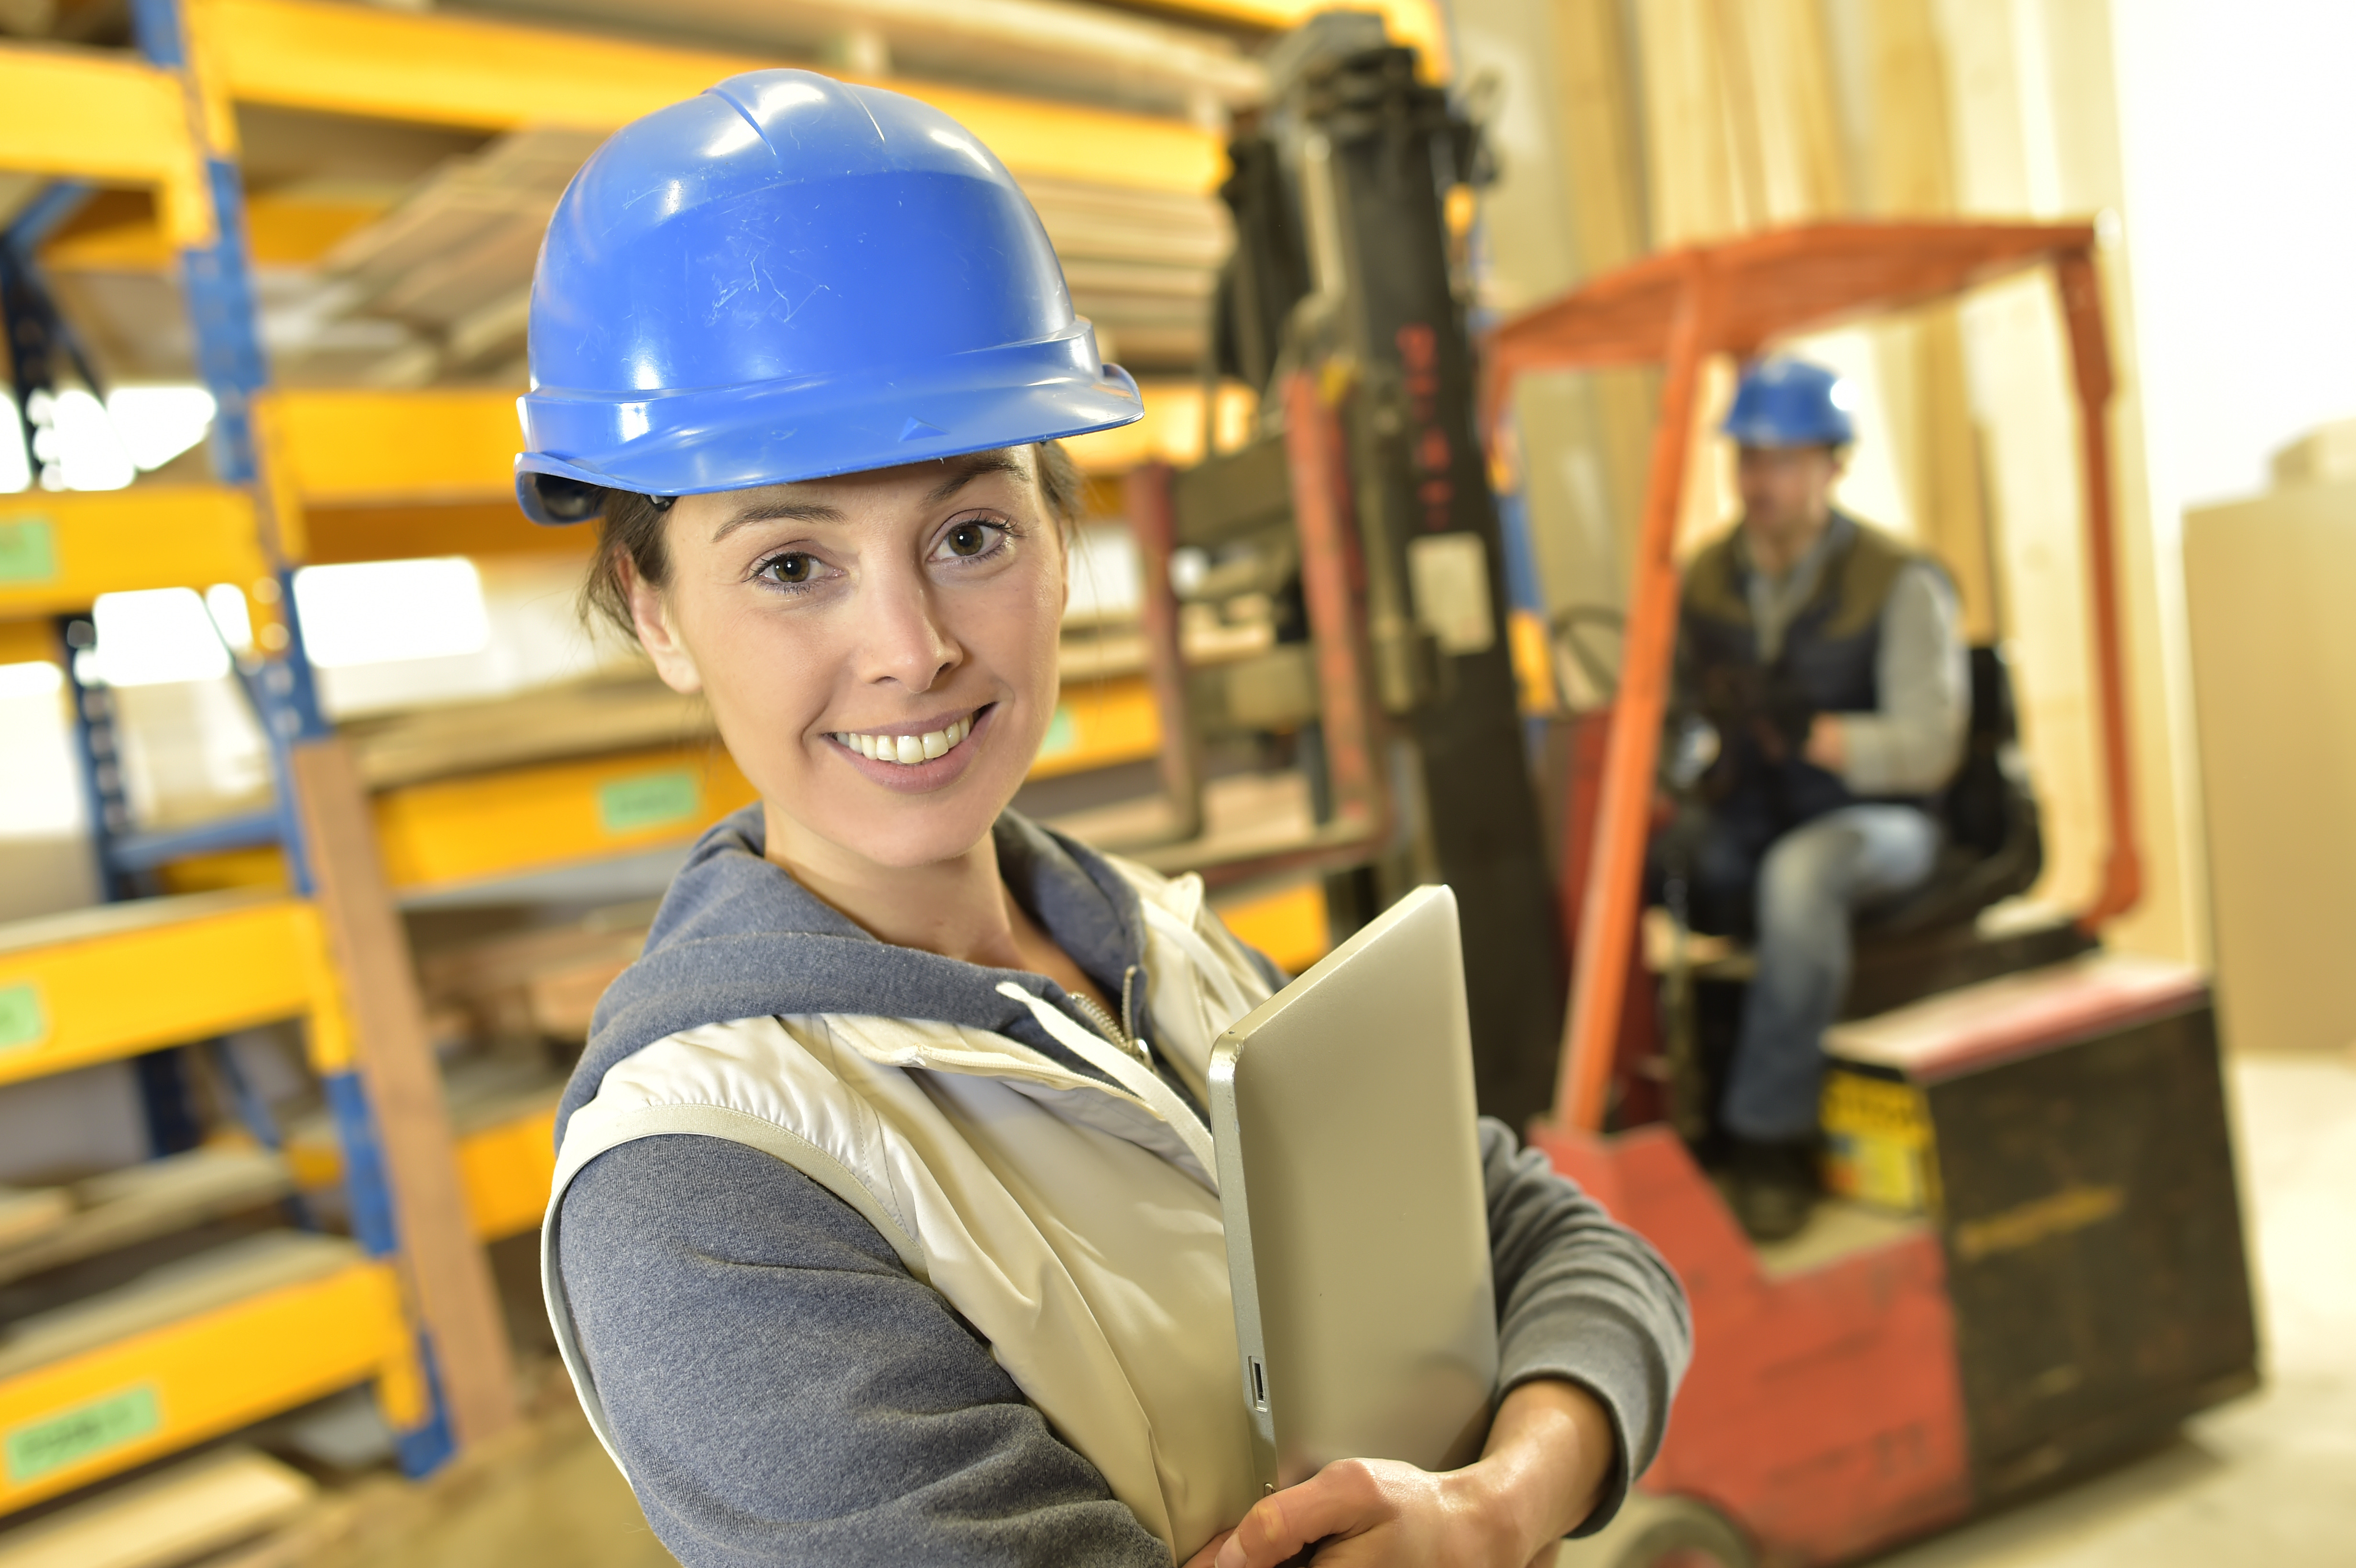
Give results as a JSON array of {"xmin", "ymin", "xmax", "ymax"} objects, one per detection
[{"xmin": 1209, "ymin": 883, "xmax": 1499, "ymax": 1495}]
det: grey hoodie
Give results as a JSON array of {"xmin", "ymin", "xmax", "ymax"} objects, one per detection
[{"xmin": 554, "ymin": 806, "xmax": 1691, "ymax": 1566}]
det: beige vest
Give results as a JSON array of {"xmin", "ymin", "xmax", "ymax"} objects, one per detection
[{"xmin": 542, "ymin": 859, "xmax": 1277, "ymax": 1561}]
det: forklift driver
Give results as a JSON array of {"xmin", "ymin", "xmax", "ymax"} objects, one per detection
[{"xmin": 1662, "ymin": 358, "xmax": 1969, "ymax": 1241}]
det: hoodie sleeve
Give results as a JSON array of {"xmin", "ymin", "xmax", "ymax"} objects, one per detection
[
  {"xmin": 1479, "ymin": 1117, "xmax": 1692, "ymax": 1538},
  {"xmin": 557, "ymin": 1135, "xmax": 1170, "ymax": 1568}
]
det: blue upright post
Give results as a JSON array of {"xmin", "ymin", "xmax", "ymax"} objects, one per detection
[{"xmin": 128, "ymin": 0, "xmax": 457, "ymax": 1475}]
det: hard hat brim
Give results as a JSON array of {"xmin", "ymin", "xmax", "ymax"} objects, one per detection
[{"xmin": 514, "ymin": 339, "xmax": 1145, "ymax": 525}]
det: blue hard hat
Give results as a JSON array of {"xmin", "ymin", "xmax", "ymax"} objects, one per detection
[
  {"xmin": 1721, "ymin": 357, "xmax": 1855, "ymax": 449},
  {"xmin": 514, "ymin": 70, "xmax": 1144, "ymax": 523}
]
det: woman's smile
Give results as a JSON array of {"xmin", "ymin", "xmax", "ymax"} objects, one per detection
[{"xmin": 824, "ymin": 702, "xmax": 999, "ymax": 792}]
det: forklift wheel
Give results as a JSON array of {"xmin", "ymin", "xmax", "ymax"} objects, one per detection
[{"xmin": 1552, "ymin": 1492, "xmax": 1754, "ymax": 1568}]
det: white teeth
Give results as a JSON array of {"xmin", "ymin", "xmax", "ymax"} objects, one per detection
[{"xmin": 837, "ymin": 714, "xmax": 976, "ymax": 766}]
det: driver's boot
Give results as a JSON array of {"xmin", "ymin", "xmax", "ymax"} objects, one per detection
[{"xmin": 1728, "ymin": 1137, "xmax": 1818, "ymax": 1241}]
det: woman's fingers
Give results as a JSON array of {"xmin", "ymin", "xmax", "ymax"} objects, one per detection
[{"xmin": 1214, "ymin": 1461, "xmax": 1397, "ymax": 1568}]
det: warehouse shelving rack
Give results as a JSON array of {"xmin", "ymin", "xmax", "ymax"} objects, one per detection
[
  {"xmin": 2, "ymin": 0, "xmax": 1262, "ymax": 1513},
  {"xmin": 0, "ymin": 897, "xmax": 428, "ymax": 1514}
]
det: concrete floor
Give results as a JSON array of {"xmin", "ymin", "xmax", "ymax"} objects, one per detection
[{"xmin": 334, "ymin": 1054, "xmax": 2356, "ymax": 1568}]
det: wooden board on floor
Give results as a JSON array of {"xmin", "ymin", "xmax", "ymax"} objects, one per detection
[{"xmin": 0, "ymin": 1447, "xmax": 313, "ymax": 1568}]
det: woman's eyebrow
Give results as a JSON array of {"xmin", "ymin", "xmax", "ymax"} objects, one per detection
[
  {"xmin": 709, "ymin": 501, "xmax": 845, "ymax": 544},
  {"xmin": 926, "ymin": 452, "xmax": 1029, "ymax": 503}
]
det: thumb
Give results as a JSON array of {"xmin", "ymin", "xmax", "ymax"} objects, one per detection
[{"xmin": 1183, "ymin": 1530, "xmax": 1235, "ymax": 1568}]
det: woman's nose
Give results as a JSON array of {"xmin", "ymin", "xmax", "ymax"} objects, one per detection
[{"xmin": 859, "ymin": 573, "xmax": 962, "ymax": 692}]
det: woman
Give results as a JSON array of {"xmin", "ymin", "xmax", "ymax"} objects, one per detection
[{"xmin": 525, "ymin": 69, "xmax": 1690, "ymax": 1567}]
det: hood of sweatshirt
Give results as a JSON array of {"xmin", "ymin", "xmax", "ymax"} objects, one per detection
[{"xmin": 556, "ymin": 804, "xmax": 1158, "ymax": 1147}]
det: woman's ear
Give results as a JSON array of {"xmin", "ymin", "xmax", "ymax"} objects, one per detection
[{"xmin": 622, "ymin": 556, "xmax": 703, "ymax": 694}]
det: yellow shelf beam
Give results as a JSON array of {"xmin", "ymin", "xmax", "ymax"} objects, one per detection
[
  {"xmin": 294, "ymin": 1100, "xmax": 560, "ymax": 1242},
  {"xmin": 1032, "ymin": 675, "xmax": 1163, "ymax": 780},
  {"xmin": 0, "ymin": 893, "xmax": 331, "ymax": 1089},
  {"xmin": 372, "ymin": 746, "xmax": 761, "ymax": 895},
  {"xmin": 262, "ymin": 380, "xmax": 1238, "ymax": 524},
  {"xmin": 0, "ymin": 489, "xmax": 269, "ymax": 623},
  {"xmin": 270, "ymin": 389, "xmax": 524, "ymax": 511},
  {"xmin": 0, "ymin": 1257, "xmax": 414, "ymax": 1515},
  {"xmin": 0, "ymin": 43, "xmax": 214, "ymax": 248},
  {"xmin": 1138, "ymin": 0, "xmax": 1450, "ymax": 77},
  {"xmin": 370, "ymin": 682, "xmax": 1158, "ymax": 895},
  {"xmin": 197, "ymin": 0, "xmax": 1223, "ymax": 196},
  {"xmin": 1062, "ymin": 382, "xmax": 1259, "ymax": 476},
  {"xmin": 454, "ymin": 1100, "xmax": 559, "ymax": 1241}
]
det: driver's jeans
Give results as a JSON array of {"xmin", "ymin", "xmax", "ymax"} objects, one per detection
[{"xmin": 1695, "ymin": 804, "xmax": 1941, "ymax": 1143}]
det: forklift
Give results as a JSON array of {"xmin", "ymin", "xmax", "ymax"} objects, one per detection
[
  {"xmin": 1491, "ymin": 224, "xmax": 2258, "ymax": 1566},
  {"xmin": 1130, "ymin": 21, "xmax": 2256, "ymax": 1567}
]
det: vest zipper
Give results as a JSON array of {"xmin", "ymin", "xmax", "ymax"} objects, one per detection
[{"xmin": 1068, "ymin": 968, "xmax": 1151, "ymax": 1067}]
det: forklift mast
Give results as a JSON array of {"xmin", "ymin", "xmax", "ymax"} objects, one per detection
[{"xmin": 1184, "ymin": 23, "xmax": 1566, "ymax": 1129}]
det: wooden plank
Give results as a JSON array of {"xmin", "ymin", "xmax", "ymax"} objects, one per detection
[
  {"xmin": 0, "ymin": 1233, "xmax": 356, "ymax": 1379},
  {"xmin": 1866, "ymin": 0, "xmax": 2001, "ymax": 642},
  {"xmin": 0, "ymin": 1446, "xmax": 314, "ymax": 1568},
  {"xmin": 0, "ymin": 44, "xmax": 212, "ymax": 248},
  {"xmin": 0, "ymin": 1149, "xmax": 294, "ymax": 1290},
  {"xmin": 343, "ymin": 677, "xmax": 715, "ymax": 792},
  {"xmin": 1550, "ymin": 0, "xmax": 1658, "ymax": 579},
  {"xmin": 0, "ymin": 894, "xmax": 325, "ymax": 1089},
  {"xmin": 286, "ymin": 739, "xmax": 518, "ymax": 1450},
  {"xmin": 0, "ymin": 1244, "xmax": 410, "ymax": 1515},
  {"xmin": 0, "ymin": 489, "xmax": 267, "ymax": 621},
  {"xmin": 200, "ymin": 0, "xmax": 1224, "ymax": 195},
  {"xmin": 0, "ymin": 1192, "xmax": 69, "ymax": 1254}
]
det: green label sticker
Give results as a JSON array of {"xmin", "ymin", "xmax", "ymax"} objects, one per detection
[
  {"xmin": 0, "ymin": 982, "xmax": 44, "ymax": 1052},
  {"xmin": 7, "ymin": 1384, "xmax": 161, "ymax": 1484},
  {"xmin": 1037, "ymin": 704, "xmax": 1079, "ymax": 760},
  {"xmin": 597, "ymin": 770, "xmax": 701, "ymax": 835},
  {"xmin": 0, "ymin": 519, "xmax": 59, "ymax": 585}
]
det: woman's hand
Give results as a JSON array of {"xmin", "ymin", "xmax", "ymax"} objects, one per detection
[{"xmin": 1183, "ymin": 1379, "xmax": 1616, "ymax": 1568}]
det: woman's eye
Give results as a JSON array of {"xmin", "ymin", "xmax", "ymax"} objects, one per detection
[
  {"xmin": 759, "ymin": 553, "xmax": 814, "ymax": 584},
  {"xmin": 945, "ymin": 522, "xmax": 992, "ymax": 557}
]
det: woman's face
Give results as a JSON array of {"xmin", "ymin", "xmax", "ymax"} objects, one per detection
[{"xmin": 627, "ymin": 449, "xmax": 1066, "ymax": 873}]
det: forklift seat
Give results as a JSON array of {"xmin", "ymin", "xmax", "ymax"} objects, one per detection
[{"xmin": 1855, "ymin": 644, "xmax": 2044, "ymax": 938}]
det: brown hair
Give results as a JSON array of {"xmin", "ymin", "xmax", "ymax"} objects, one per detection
[{"xmin": 579, "ymin": 440, "xmax": 1086, "ymax": 643}]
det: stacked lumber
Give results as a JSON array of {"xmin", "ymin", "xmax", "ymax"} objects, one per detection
[
  {"xmin": 305, "ymin": 127, "xmax": 1229, "ymax": 385},
  {"xmin": 0, "ymin": 1149, "xmax": 294, "ymax": 1289},
  {"xmin": 340, "ymin": 675, "xmax": 714, "ymax": 792}
]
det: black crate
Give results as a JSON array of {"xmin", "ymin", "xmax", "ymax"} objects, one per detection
[{"xmin": 1920, "ymin": 998, "xmax": 2259, "ymax": 1499}]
